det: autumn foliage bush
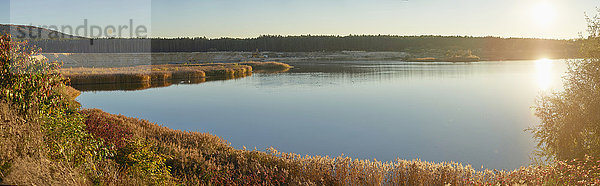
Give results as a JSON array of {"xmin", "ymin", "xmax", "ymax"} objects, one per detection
[
  {"xmin": 84, "ymin": 111, "xmax": 133, "ymax": 149},
  {"xmin": 0, "ymin": 35, "xmax": 64, "ymax": 114}
]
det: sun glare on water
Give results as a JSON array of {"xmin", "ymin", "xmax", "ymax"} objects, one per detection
[
  {"xmin": 531, "ymin": 2, "xmax": 556, "ymax": 26},
  {"xmin": 535, "ymin": 58, "xmax": 554, "ymax": 91}
]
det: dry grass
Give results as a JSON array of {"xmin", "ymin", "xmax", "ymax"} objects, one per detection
[
  {"xmin": 57, "ymin": 85, "xmax": 81, "ymax": 100},
  {"xmin": 0, "ymin": 102, "xmax": 44, "ymax": 165},
  {"xmin": 410, "ymin": 57, "xmax": 438, "ymax": 62},
  {"xmin": 1, "ymin": 157, "xmax": 88, "ymax": 186},
  {"xmin": 239, "ymin": 61, "xmax": 292, "ymax": 72},
  {"xmin": 0, "ymin": 101, "xmax": 87, "ymax": 185},
  {"xmin": 60, "ymin": 62, "xmax": 292, "ymax": 86},
  {"xmin": 60, "ymin": 63, "xmax": 252, "ymax": 85}
]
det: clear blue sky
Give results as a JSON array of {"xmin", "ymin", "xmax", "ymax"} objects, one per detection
[{"xmin": 1, "ymin": 0, "xmax": 598, "ymax": 39}]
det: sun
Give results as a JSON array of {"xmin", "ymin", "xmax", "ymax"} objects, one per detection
[{"xmin": 531, "ymin": 2, "xmax": 556, "ymax": 26}]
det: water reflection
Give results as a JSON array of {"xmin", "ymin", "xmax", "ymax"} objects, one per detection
[
  {"xmin": 535, "ymin": 58, "xmax": 555, "ymax": 91},
  {"xmin": 71, "ymin": 79, "xmax": 205, "ymax": 92}
]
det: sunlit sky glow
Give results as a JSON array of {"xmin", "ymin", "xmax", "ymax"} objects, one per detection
[{"xmin": 1, "ymin": 0, "xmax": 598, "ymax": 39}]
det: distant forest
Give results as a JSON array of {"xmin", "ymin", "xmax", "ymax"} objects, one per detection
[
  {"xmin": 23, "ymin": 36, "xmax": 579, "ymax": 60},
  {"xmin": 25, "ymin": 35, "xmax": 575, "ymax": 52},
  {"xmin": 0, "ymin": 24, "xmax": 582, "ymax": 59}
]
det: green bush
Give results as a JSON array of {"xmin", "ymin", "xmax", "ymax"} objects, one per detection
[
  {"xmin": 115, "ymin": 138, "xmax": 175, "ymax": 185},
  {"xmin": 42, "ymin": 109, "xmax": 110, "ymax": 165}
]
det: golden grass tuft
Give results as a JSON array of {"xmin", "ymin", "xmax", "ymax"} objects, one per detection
[
  {"xmin": 239, "ymin": 61, "xmax": 292, "ymax": 71},
  {"xmin": 410, "ymin": 57, "xmax": 438, "ymax": 62}
]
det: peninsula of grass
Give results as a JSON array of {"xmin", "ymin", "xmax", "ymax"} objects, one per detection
[
  {"xmin": 60, "ymin": 61, "xmax": 292, "ymax": 85},
  {"xmin": 239, "ymin": 61, "xmax": 293, "ymax": 71},
  {"xmin": 60, "ymin": 63, "xmax": 249, "ymax": 85}
]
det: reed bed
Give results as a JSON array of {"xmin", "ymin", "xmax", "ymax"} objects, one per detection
[
  {"xmin": 60, "ymin": 63, "xmax": 253, "ymax": 85},
  {"xmin": 238, "ymin": 61, "xmax": 292, "ymax": 71},
  {"xmin": 77, "ymin": 109, "xmax": 600, "ymax": 185},
  {"xmin": 60, "ymin": 61, "xmax": 293, "ymax": 86}
]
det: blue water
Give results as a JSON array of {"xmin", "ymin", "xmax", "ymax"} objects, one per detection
[{"xmin": 78, "ymin": 59, "xmax": 568, "ymax": 170}]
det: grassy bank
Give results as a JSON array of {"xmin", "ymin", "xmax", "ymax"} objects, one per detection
[
  {"xmin": 60, "ymin": 63, "xmax": 252, "ymax": 85},
  {"xmin": 60, "ymin": 61, "xmax": 291, "ymax": 86},
  {"xmin": 239, "ymin": 61, "xmax": 293, "ymax": 72},
  {"xmin": 4, "ymin": 97, "xmax": 600, "ymax": 185}
]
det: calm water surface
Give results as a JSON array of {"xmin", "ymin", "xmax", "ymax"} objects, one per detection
[{"xmin": 78, "ymin": 59, "xmax": 568, "ymax": 170}]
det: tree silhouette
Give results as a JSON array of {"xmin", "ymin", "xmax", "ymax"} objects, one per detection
[{"xmin": 532, "ymin": 10, "xmax": 600, "ymax": 160}]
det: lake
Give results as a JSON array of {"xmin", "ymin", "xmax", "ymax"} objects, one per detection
[{"xmin": 77, "ymin": 59, "xmax": 568, "ymax": 170}]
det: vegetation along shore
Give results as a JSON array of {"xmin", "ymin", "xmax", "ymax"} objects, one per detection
[{"xmin": 59, "ymin": 61, "xmax": 291, "ymax": 86}]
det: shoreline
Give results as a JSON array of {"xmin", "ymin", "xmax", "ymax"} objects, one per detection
[
  {"xmin": 60, "ymin": 61, "xmax": 291, "ymax": 86},
  {"xmin": 41, "ymin": 52, "xmax": 571, "ymax": 68}
]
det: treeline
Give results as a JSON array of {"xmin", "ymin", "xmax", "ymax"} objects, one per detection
[{"xmin": 23, "ymin": 35, "xmax": 580, "ymax": 57}]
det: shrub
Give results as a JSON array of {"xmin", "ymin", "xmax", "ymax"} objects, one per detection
[
  {"xmin": 531, "ymin": 9, "xmax": 600, "ymax": 160},
  {"xmin": 83, "ymin": 111, "xmax": 133, "ymax": 150},
  {"xmin": 42, "ymin": 109, "xmax": 109, "ymax": 165},
  {"xmin": 0, "ymin": 35, "xmax": 108, "ymax": 165},
  {"xmin": 0, "ymin": 35, "xmax": 112, "ymax": 184},
  {"xmin": 0, "ymin": 35, "xmax": 65, "ymax": 114},
  {"xmin": 115, "ymin": 138, "xmax": 176, "ymax": 185}
]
